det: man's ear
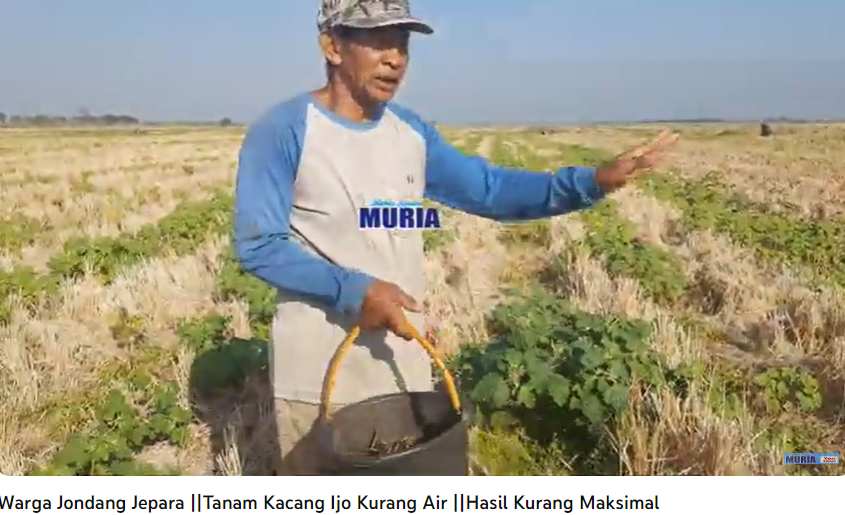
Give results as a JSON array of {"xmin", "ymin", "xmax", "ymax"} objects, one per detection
[{"xmin": 319, "ymin": 31, "xmax": 342, "ymax": 66}]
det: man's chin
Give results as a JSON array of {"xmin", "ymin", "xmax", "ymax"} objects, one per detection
[{"xmin": 367, "ymin": 85, "xmax": 400, "ymax": 104}]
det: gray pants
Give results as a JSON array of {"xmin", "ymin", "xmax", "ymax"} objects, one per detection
[{"xmin": 272, "ymin": 398, "xmax": 326, "ymax": 475}]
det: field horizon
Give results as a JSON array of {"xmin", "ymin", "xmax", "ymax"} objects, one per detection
[{"xmin": 1, "ymin": 121, "xmax": 843, "ymax": 476}]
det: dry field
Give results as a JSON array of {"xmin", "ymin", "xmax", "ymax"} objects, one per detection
[{"xmin": 1, "ymin": 122, "xmax": 844, "ymax": 475}]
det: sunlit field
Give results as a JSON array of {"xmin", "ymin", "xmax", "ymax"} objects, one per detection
[{"xmin": 1, "ymin": 122, "xmax": 843, "ymax": 475}]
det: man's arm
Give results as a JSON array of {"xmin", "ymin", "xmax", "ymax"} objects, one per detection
[
  {"xmin": 233, "ymin": 113, "xmax": 375, "ymax": 317},
  {"xmin": 419, "ymin": 124, "xmax": 607, "ymax": 221}
]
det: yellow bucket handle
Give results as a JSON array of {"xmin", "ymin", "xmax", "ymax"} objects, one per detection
[{"xmin": 320, "ymin": 323, "xmax": 462, "ymax": 420}]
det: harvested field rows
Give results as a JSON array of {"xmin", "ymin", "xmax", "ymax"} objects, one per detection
[{"xmin": 0, "ymin": 124, "xmax": 843, "ymax": 476}]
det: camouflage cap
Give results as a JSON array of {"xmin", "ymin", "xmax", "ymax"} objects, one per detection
[{"xmin": 317, "ymin": 0, "xmax": 433, "ymax": 35}]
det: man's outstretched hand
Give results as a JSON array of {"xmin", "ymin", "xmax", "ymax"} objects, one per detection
[
  {"xmin": 594, "ymin": 129, "xmax": 680, "ymax": 193},
  {"xmin": 358, "ymin": 279, "xmax": 420, "ymax": 341}
]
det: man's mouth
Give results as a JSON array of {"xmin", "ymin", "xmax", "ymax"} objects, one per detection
[{"xmin": 374, "ymin": 76, "xmax": 400, "ymax": 89}]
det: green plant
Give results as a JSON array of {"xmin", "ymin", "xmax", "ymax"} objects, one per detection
[
  {"xmin": 498, "ymin": 220, "xmax": 551, "ymax": 248},
  {"xmin": 47, "ymin": 192, "xmax": 232, "ymax": 284},
  {"xmin": 28, "ymin": 384, "xmax": 190, "ymax": 476},
  {"xmin": 450, "ymin": 287, "xmax": 672, "ymax": 473},
  {"xmin": 759, "ymin": 419, "xmax": 829, "ymax": 459},
  {"xmin": 556, "ymin": 144, "xmax": 612, "ymax": 168},
  {"xmin": 454, "ymin": 133, "xmax": 484, "ymax": 155},
  {"xmin": 753, "ymin": 366, "xmax": 822, "ymax": 415},
  {"xmin": 674, "ymin": 361, "xmax": 749, "ymax": 419},
  {"xmin": 108, "ymin": 308, "xmax": 147, "ymax": 350},
  {"xmin": 0, "ymin": 214, "xmax": 49, "ymax": 253},
  {"xmin": 423, "ymin": 204, "xmax": 457, "ymax": 252},
  {"xmin": 423, "ymin": 223, "xmax": 455, "ymax": 252},
  {"xmin": 49, "ymin": 235, "xmax": 150, "ymax": 284},
  {"xmin": 579, "ymin": 200, "xmax": 687, "ymax": 305},
  {"xmin": 24, "ymin": 310, "xmax": 194, "ymax": 476},
  {"xmin": 213, "ymin": 246, "xmax": 276, "ymax": 340},
  {"xmin": 640, "ymin": 171, "xmax": 845, "ymax": 287},
  {"xmin": 489, "ymin": 138, "xmax": 520, "ymax": 168},
  {"xmin": 0, "ymin": 192, "xmax": 235, "ymax": 326},
  {"xmin": 0, "ymin": 267, "xmax": 60, "ymax": 324},
  {"xmin": 177, "ymin": 314, "xmax": 268, "ymax": 397}
]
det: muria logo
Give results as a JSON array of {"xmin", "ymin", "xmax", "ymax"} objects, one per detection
[
  {"xmin": 785, "ymin": 455, "xmax": 817, "ymax": 464},
  {"xmin": 359, "ymin": 200, "xmax": 441, "ymax": 229},
  {"xmin": 783, "ymin": 452, "xmax": 840, "ymax": 465}
]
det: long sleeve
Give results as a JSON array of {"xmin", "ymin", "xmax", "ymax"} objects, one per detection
[
  {"xmin": 416, "ymin": 122, "xmax": 607, "ymax": 221},
  {"xmin": 233, "ymin": 104, "xmax": 375, "ymax": 317}
]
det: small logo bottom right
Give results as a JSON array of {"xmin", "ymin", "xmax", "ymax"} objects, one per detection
[{"xmin": 783, "ymin": 452, "xmax": 839, "ymax": 465}]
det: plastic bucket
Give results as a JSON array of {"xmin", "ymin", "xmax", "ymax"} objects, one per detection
[{"xmin": 315, "ymin": 325, "xmax": 469, "ymax": 475}]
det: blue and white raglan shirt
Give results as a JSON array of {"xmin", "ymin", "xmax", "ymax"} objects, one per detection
[{"xmin": 233, "ymin": 93, "xmax": 607, "ymax": 405}]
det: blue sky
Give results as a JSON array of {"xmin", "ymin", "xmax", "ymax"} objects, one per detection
[{"xmin": 1, "ymin": 0, "xmax": 843, "ymax": 124}]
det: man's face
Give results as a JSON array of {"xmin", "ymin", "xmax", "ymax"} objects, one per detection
[{"xmin": 328, "ymin": 26, "xmax": 411, "ymax": 104}]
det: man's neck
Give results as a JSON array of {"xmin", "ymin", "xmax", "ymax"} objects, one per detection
[{"xmin": 313, "ymin": 81, "xmax": 382, "ymax": 123}]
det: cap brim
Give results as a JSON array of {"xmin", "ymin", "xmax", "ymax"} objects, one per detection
[{"xmin": 343, "ymin": 15, "xmax": 434, "ymax": 34}]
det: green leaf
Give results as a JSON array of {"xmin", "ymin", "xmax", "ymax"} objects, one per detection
[
  {"xmin": 579, "ymin": 348, "xmax": 603, "ymax": 369},
  {"xmin": 580, "ymin": 393, "xmax": 605, "ymax": 425},
  {"xmin": 609, "ymin": 360, "xmax": 629, "ymax": 382},
  {"xmin": 596, "ymin": 377, "xmax": 610, "ymax": 392},
  {"xmin": 503, "ymin": 348, "xmax": 523, "ymax": 368},
  {"xmin": 516, "ymin": 385, "xmax": 536, "ymax": 408},
  {"xmin": 603, "ymin": 383, "xmax": 629, "ymax": 411},
  {"xmin": 547, "ymin": 374, "xmax": 571, "ymax": 407},
  {"xmin": 527, "ymin": 360, "xmax": 553, "ymax": 383},
  {"xmin": 471, "ymin": 372, "xmax": 510, "ymax": 408}
]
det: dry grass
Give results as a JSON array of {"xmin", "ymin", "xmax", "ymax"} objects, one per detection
[
  {"xmin": 1, "ymin": 123, "xmax": 843, "ymax": 476},
  {"xmin": 0, "ymin": 127, "xmax": 239, "ymax": 272},
  {"xmin": 551, "ymin": 123, "xmax": 845, "ymax": 219}
]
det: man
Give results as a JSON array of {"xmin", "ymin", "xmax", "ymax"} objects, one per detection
[{"xmin": 233, "ymin": 0, "xmax": 679, "ymax": 475}]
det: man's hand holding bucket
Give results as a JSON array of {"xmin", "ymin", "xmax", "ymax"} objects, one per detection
[{"xmin": 358, "ymin": 280, "xmax": 421, "ymax": 341}]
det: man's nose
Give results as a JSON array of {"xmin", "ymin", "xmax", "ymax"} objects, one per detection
[{"xmin": 382, "ymin": 47, "xmax": 407, "ymax": 68}]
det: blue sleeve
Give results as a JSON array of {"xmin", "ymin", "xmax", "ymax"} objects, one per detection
[
  {"xmin": 233, "ymin": 100, "xmax": 375, "ymax": 317},
  {"xmin": 389, "ymin": 105, "xmax": 607, "ymax": 221}
]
